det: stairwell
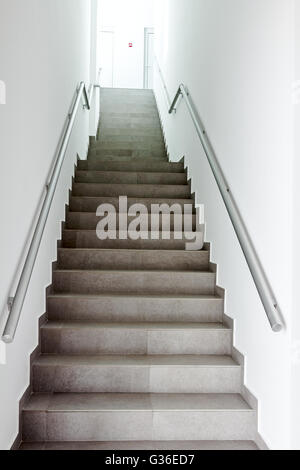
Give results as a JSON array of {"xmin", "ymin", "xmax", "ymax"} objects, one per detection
[{"xmin": 18, "ymin": 88, "xmax": 258, "ymax": 451}]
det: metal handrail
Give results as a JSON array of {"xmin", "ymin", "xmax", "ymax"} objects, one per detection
[
  {"xmin": 156, "ymin": 64, "xmax": 283, "ymax": 332},
  {"xmin": 2, "ymin": 80, "xmax": 100, "ymax": 343}
]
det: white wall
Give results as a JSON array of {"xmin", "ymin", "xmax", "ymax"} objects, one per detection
[
  {"xmin": 99, "ymin": 0, "xmax": 154, "ymax": 88},
  {"xmin": 292, "ymin": 0, "xmax": 300, "ymax": 451},
  {"xmin": 0, "ymin": 0, "xmax": 97, "ymax": 449},
  {"xmin": 154, "ymin": 0, "xmax": 294, "ymax": 449}
]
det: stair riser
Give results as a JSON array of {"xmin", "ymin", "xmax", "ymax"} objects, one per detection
[
  {"xmin": 89, "ymin": 149, "xmax": 166, "ymax": 158},
  {"xmin": 57, "ymin": 249, "xmax": 208, "ymax": 271},
  {"xmin": 100, "ymin": 129, "xmax": 163, "ymax": 138},
  {"xmin": 100, "ymin": 111, "xmax": 159, "ymax": 118},
  {"xmin": 23, "ymin": 410, "xmax": 255, "ymax": 442},
  {"xmin": 93, "ymin": 135, "xmax": 163, "ymax": 144},
  {"xmin": 77, "ymin": 161, "xmax": 184, "ymax": 173},
  {"xmin": 66, "ymin": 214, "xmax": 196, "ymax": 231},
  {"xmin": 75, "ymin": 171, "xmax": 187, "ymax": 185},
  {"xmin": 87, "ymin": 156, "xmax": 168, "ymax": 163},
  {"xmin": 72, "ymin": 183, "xmax": 190, "ymax": 199},
  {"xmin": 19, "ymin": 441, "xmax": 259, "ymax": 451},
  {"xmin": 90, "ymin": 142, "xmax": 165, "ymax": 151},
  {"xmin": 70, "ymin": 197, "xmax": 194, "ymax": 213},
  {"xmin": 32, "ymin": 366, "xmax": 242, "ymax": 394},
  {"xmin": 101, "ymin": 98, "xmax": 156, "ymax": 106},
  {"xmin": 62, "ymin": 233, "xmax": 203, "ymax": 250},
  {"xmin": 52, "ymin": 271, "xmax": 215, "ymax": 295},
  {"xmin": 100, "ymin": 103, "xmax": 157, "ymax": 110},
  {"xmin": 100, "ymin": 121, "xmax": 161, "ymax": 131},
  {"xmin": 47, "ymin": 297, "xmax": 224, "ymax": 323},
  {"xmin": 41, "ymin": 328, "xmax": 231, "ymax": 355},
  {"xmin": 101, "ymin": 100, "xmax": 156, "ymax": 107}
]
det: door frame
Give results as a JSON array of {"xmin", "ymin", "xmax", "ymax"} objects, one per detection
[
  {"xmin": 143, "ymin": 27, "xmax": 155, "ymax": 89},
  {"xmin": 99, "ymin": 29, "xmax": 115, "ymax": 88}
]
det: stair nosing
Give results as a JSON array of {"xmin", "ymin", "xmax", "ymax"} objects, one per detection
[
  {"xmin": 34, "ymin": 354, "xmax": 240, "ymax": 368},
  {"xmin": 23, "ymin": 393, "xmax": 254, "ymax": 413},
  {"xmin": 53, "ymin": 269, "xmax": 215, "ymax": 274},
  {"xmin": 58, "ymin": 247, "xmax": 208, "ymax": 253},
  {"xmin": 41, "ymin": 321, "xmax": 230, "ymax": 331},
  {"xmin": 47, "ymin": 293, "xmax": 222, "ymax": 300}
]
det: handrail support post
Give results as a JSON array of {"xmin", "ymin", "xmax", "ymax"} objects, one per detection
[{"xmin": 7, "ymin": 297, "xmax": 14, "ymax": 312}]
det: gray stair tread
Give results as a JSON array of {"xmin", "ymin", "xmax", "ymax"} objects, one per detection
[
  {"xmin": 48, "ymin": 293, "xmax": 219, "ymax": 299},
  {"xmin": 53, "ymin": 269, "xmax": 212, "ymax": 274},
  {"xmin": 62, "ymin": 230, "xmax": 199, "ymax": 235},
  {"xmin": 34, "ymin": 354, "xmax": 239, "ymax": 367},
  {"xmin": 58, "ymin": 248, "xmax": 208, "ymax": 254},
  {"xmin": 42, "ymin": 321, "xmax": 229, "ymax": 331},
  {"xmin": 77, "ymin": 162, "xmax": 184, "ymax": 172},
  {"xmin": 76, "ymin": 171, "xmax": 182, "ymax": 175},
  {"xmin": 73, "ymin": 183, "xmax": 188, "ymax": 188},
  {"xmin": 70, "ymin": 196, "xmax": 193, "ymax": 202},
  {"xmin": 19, "ymin": 441, "xmax": 259, "ymax": 450},
  {"xmin": 24, "ymin": 393, "xmax": 252, "ymax": 412}
]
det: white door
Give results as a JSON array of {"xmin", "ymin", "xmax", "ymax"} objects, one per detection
[
  {"xmin": 144, "ymin": 28, "xmax": 155, "ymax": 89},
  {"xmin": 99, "ymin": 31, "xmax": 114, "ymax": 87}
]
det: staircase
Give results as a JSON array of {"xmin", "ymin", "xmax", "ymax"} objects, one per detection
[{"xmin": 19, "ymin": 88, "xmax": 258, "ymax": 451}]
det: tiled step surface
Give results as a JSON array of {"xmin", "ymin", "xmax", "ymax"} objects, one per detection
[
  {"xmin": 52, "ymin": 270, "xmax": 215, "ymax": 295},
  {"xmin": 87, "ymin": 155, "xmax": 168, "ymax": 163},
  {"xmin": 47, "ymin": 294, "xmax": 224, "ymax": 323},
  {"xmin": 32, "ymin": 355, "xmax": 242, "ymax": 394},
  {"xmin": 62, "ymin": 231, "xmax": 203, "ymax": 250},
  {"xmin": 75, "ymin": 170, "xmax": 187, "ymax": 185},
  {"xmin": 93, "ymin": 134, "xmax": 164, "ymax": 143},
  {"xmin": 41, "ymin": 322, "xmax": 232, "ymax": 355},
  {"xmin": 90, "ymin": 141, "xmax": 165, "ymax": 151},
  {"xmin": 70, "ymin": 197, "xmax": 195, "ymax": 213},
  {"xmin": 19, "ymin": 441, "xmax": 259, "ymax": 451},
  {"xmin": 66, "ymin": 212, "xmax": 197, "ymax": 230},
  {"xmin": 22, "ymin": 393, "xmax": 256, "ymax": 442},
  {"xmin": 89, "ymin": 142, "xmax": 165, "ymax": 151},
  {"xmin": 57, "ymin": 249, "xmax": 209, "ymax": 271},
  {"xmin": 88, "ymin": 150, "xmax": 167, "ymax": 160},
  {"xmin": 77, "ymin": 160, "xmax": 184, "ymax": 172},
  {"xmin": 72, "ymin": 183, "xmax": 190, "ymax": 198},
  {"xmin": 100, "ymin": 128, "xmax": 163, "ymax": 137}
]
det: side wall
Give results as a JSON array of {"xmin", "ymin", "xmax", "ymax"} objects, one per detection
[
  {"xmin": 292, "ymin": 0, "xmax": 300, "ymax": 451},
  {"xmin": 154, "ymin": 0, "xmax": 294, "ymax": 449},
  {"xmin": 0, "ymin": 0, "xmax": 95, "ymax": 449}
]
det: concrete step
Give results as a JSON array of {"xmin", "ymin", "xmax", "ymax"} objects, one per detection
[
  {"xmin": 75, "ymin": 170, "xmax": 187, "ymax": 185},
  {"xmin": 41, "ymin": 322, "xmax": 231, "ymax": 355},
  {"xmin": 66, "ymin": 212, "xmax": 197, "ymax": 230},
  {"xmin": 32, "ymin": 354, "xmax": 242, "ymax": 394},
  {"xmin": 19, "ymin": 441, "xmax": 259, "ymax": 451},
  {"xmin": 99, "ymin": 128, "xmax": 163, "ymax": 137},
  {"xmin": 100, "ymin": 123, "xmax": 162, "ymax": 133},
  {"xmin": 69, "ymin": 196, "xmax": 195, "ymax": 213},
  {"xmin": 99, "ymin": 111, "xmax": 160, "ymax": 120},
  {"xmin": 47, "ymin": 293, "xmax": 224, "ymax": 323},
  {"xmin": 95, "ymin": 134, "xmax": 164, "ymax": 144},
  {"xmin": 57, "ymin": 248, "xmax": 209, "ymax": 271},
  {"xmin": 88, "ymin": 149, "xmax": 166, "ymax": 159},
  {"xmin": 72, "ymin": 183, "xmax": 190, "ymax": 199},
  {"xmin": 87, "ymin": 155, "xmax": 168, "ymax": 162},
  {"xmin": 52, "ymin": 269, "xmax": 215, "ymax": 296},
  {"xmin": 90, "ymin": 140, "xmax": 165, "ymax": 151},
  {"xmin": 62, "ymin": 230, "xmax": 203, "ymax": 250},
  {"xmin": 22, "ymin": 393, "xmax": 256, "ymax": 442},
  {"xmin": 77, "ymin": 160, "xmax": 184, "ymax": 173}
]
